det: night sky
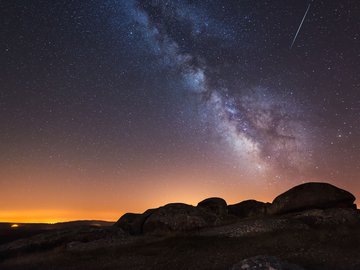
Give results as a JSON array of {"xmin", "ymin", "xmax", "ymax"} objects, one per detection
[{"xmin": 1, "ymin": 0, "xmax": 359, "ymax": 223}]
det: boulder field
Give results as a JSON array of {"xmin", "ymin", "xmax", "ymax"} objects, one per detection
[{"xmin": 115, "ymin": 182, "xmax": 358, "ymax": 235}]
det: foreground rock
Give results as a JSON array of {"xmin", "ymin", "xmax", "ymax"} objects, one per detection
[
  {"xmin": 142, "ymin": 203, "xmax": 219, "ymax": 235},
  {"xmin": 116, "ymin": 182, "xmax": 358, "ymax": 235},
  {"xmin": 116, "ymin": 198, "xmax": 232, "ymax": 235},
  {"xmin": 115, "ymin": 213, "xmax": 142, "ymax": 234},
  {"xmin": 115, "ymin": 209, "xmax": 155, "ymax": 235},
  {"xmin": 228, "ymin": 200, "xmax": 269, "ymax": 218},
  {"xmin": 197, "ymin": 197, "xmax": 228, "ymax": 216},
  {"xmin": 269, "ymin": 182, "xmax": 356, "ymax": 215},
  {"xmin": 229, "ymin": 256, "xmax": 305, "ymax": 270}
]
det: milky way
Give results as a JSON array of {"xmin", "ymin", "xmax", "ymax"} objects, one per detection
[{"xmin": 123, "ymin": 0, "xmax": 314, "ymax": 175}]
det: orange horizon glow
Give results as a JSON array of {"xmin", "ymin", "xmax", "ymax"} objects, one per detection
[
  {"xmin": 0, "ymin": 193, "xmax": 274, "ymax": 224},
  {"xmin": 2, "ymin": 162, "xmax": 359, "ymax": 224},
  {"xmin": 0, "ymin": 163, "xmax": 276, "ymax": 223},
  {"xmin": 0, "ymin": 208, "xmax": 122, "ymax": 224},
  {"xmin": 2, "ymin": 194, "xmax": 358, "ymax": 224}
]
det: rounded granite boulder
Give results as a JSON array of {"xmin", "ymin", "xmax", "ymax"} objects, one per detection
[
  {"xmin": 142, "ymin": 203, "xmax": 216, "ymax": 235},
  {"xmin": 269, "ymin": 182, "xmax": 356, "ymax": 215},
  {"xmin": 228, "ymin": 200, "xmax": 269, "ymax": 219},
  {"xmin": 197, "ymin": 197, "xmax": 228, "ymax": 216},
  {"xmin": 114, "ymin": 209, "xmax": 155, "ymax": 235}
]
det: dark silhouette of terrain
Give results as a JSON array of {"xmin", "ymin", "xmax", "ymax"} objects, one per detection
[
  {"xmin": 0, "ymin": 221, "xmax": 114, "ymax": 246},
  {"xmin": 1, "ymin": 182, "xmax": 360, "ymax": 270}
]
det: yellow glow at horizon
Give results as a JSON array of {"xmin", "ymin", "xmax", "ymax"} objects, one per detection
[
  {"xmin": 0, "ymin": 209, "xmax": 121, "ymax": 224},
  {"xmin": 11, "ymin": 224, "xmax": 19, "ymax": 228}
]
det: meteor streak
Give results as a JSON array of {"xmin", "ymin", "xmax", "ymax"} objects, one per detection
[{"xmin": 290, "ymin": 3, "xmax": 311, "ymax": 49}]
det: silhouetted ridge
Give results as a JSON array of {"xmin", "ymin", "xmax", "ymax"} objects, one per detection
[{"xmin": 115, "ymin": 182, "xmax": 358, "ymax": 235}]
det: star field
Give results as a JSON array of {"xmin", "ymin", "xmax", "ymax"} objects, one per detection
[{"xmin": 0, "ymin": 0, "xmax": 359, "ymax": 222}]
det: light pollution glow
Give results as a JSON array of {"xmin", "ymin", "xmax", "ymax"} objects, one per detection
[
  {"xmin": 1, "ymin": 162, "xmax": 358, "ymax": 223},
  {"xmin": 1, "ymin": 163, "xmax": 282, "ymax": 223}
]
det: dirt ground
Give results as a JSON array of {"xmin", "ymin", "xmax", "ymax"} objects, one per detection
[{"xmin": 1, "ymin": 223, "xmax": 360, "ymax": 270}]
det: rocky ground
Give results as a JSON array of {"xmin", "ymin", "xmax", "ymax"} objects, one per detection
[{"xmin": 1, "ymin": 182, "xmax": 360, "ymax": 270}]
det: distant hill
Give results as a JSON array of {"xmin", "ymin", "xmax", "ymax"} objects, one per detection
[{"xmin": 0, "ymin": 220, "xmax": 114, "ymax": 245}]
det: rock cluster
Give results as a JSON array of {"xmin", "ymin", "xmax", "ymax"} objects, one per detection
[
  {"xmin": 115, "ymin": 200, "xmax": 234, "ymax": 235},
  {"xmin": 115, "ymin": 182, "xmax": 358, "ymax": 235}
]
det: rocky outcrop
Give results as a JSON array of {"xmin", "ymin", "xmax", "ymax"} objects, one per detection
[
  {"xmin": 114, "ymin": 209, "xmax": 154, "ymax": 235},
  {"xmin": 229, "ymin": 255, "xmax": 305, "ymax": 270},
  {"xmin": 115, "ymin": 213, "xmax": 141, "ymax": 234},
  {"xmin": 116, "ymin": 198, "xmax": 232, "ymax": 235},
  {"xmin": 142, "ymin": 203, "xmax": 217, "ymax": 235},
  {"xmin": 197, "ymin": 197, "xmax": 228, "ymax": 216},
  {"xmin": 115, "ymin": 182, "xmax": 358, "ymax": 236},
  {"xmin": 269, "ymin": 182, "xmax": 356, "ymax": 215},
  {"xmin": 228, "ymin": 200, "xmax": 269, "ymax": 218},
  {"xmin": 115, "ymin": 203, "xmax": 219, "ymax": 235}
]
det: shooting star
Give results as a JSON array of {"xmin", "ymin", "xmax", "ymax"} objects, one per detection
[{"xmin": 290, "ymin": 3, "xmax": 312, "ymax": 49}]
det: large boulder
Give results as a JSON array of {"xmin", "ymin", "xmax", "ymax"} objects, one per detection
[
  {"xmin": 228, "ymin": 200, "xmax": 269, "ymax": 218},
  {"xmin": 115, "ymin": 213, "xmax": 141, "ymax": 234},
  {"xmin": 142, "ymin": 203, "xmax": 216, "ymax": 235},
  {"xmin": 114, "ymin": 209, "xmax": 155, "ymax": 235},
  {"xmin": 229, "ymin": 255, "xmax": 305, "ymax": 270},
  {"xmin": 269, "ymin": 182, "xmax": 356, "ymax": 215},
  {"xmin": 197, "ymin": 197, "xmax": 228, "ymax": 216}
]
